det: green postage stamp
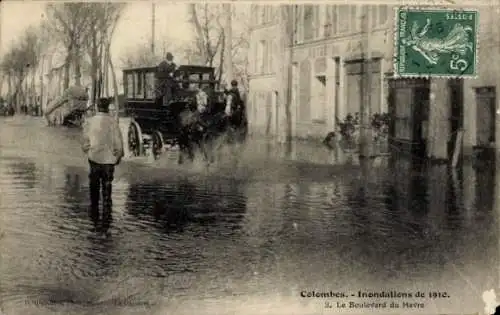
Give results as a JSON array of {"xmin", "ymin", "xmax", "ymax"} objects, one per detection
[{"xmin": 394, "ymin": 8, "xmax": 478, "ymax": 78}]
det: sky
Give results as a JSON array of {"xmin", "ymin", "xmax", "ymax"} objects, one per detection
[{"xmin": 0, "ymin": 1, "xmax": 194, "ymax": 71}]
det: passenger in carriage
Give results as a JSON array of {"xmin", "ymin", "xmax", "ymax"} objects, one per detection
[
  {"xmin": 195, "ymin": 85, "xmax": 209, "ymax": 114},
  {"xmin": 186, "ymin": 83, "xmax": 209, "ymax": 127},
  {"xmin": 156, "ymin": 52, "xmax": 177, "ymax": 105},
  {"xmin": 225, "ymin": 79, "xmax": 243, "ymax": 116}
]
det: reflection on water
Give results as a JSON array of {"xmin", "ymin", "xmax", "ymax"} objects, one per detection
[
  {"xmin": 125, "ymin": 179, "xmax": 247, "ymax": 234},
  {"xmin": 0, "ymin": 152, "xmax": 498, "ymax": 314}
]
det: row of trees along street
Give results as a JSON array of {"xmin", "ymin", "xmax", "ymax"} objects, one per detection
[
  {"xmin": 0, "ymin": 3, "xmax": 250, "ymax": 113},
  {"xmin": 0, "ymin": 3, "xmax": 125, "ymax": 114}
]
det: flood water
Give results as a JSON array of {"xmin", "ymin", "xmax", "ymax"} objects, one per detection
[{"xmin": 0, "ymin": 117, "xmax": 498, "ymax": 315}]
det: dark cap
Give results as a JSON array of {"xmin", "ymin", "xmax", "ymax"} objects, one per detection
[
  {"xmin": 97, "ymin": 97, "xmax": 111, "ymax": 112},
  {"xmin": 166, "ymin": 52, "xmax": 174, "ymax": 61}
]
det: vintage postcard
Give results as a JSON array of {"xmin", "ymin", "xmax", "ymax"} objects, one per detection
[{"xmin": 0, "ymin": 1, "xmax": 498, "ymax": 315}]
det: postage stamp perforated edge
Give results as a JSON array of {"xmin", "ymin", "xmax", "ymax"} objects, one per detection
[{"xmin": 392, "ymin": 6, "xmax": 479, "ymax": 79}]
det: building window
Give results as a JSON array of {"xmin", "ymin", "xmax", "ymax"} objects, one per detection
[
  {"xmin": 324, "ymin": 5, "xmax": 337, "ymax": 37},
  {"xmin": 255, "ymin": 5, "xmax": 275, "ymax": 25},
  {"xmin": 314, "ymin": 6, "xmax": 321, "ymax": 39},
  {"xmin": 145, "ymin": 72, "xmax": 155, "ymax": 99},
  {"xmin": 301, "ymin": 5, "xmax": 321, "ymax": 42},
  {"xmin": 135, "ymin": 72, "xmax": 144, "ymax": 99},
  {"xmin": 297, "ymin": 5, "xmax": 304, "ymax": 42},
  {"xmin": 338, "ymin": 5, "xmax": 349, "ymax": 33},
  {"xmin": 252, "ymin": 45, "xmax": 258, "ymax": 74},
  {"xmin": 345, "ymin": 62, "xmax": 362, "ymax": 116},
  {"xmin": 311, "ymin": 74, "xmax": 326, "ymax": 122},
  {"xmin": 345, "ymin": 60, "xmax": 382, "ymax": 117},
  {"xmin": 303, "ymin": 5, "xmax": 315, "ymax": 41},
  {"xmin": 126, "ymin": 74, "xmax": 134, "ymax": 98},
  {"xmin": 350, "ymin": 5, "xmax": 359, "ymax": 33},
  {"xmin": 299, "ymin": 60, "xmax": 311, "ymax": 122},
  {"xmin": 370, "ymin": 5, "xmax": 378, "ymax": 29},
  {"xmin": 378, "ymin": 5, "xmax": 388, "ymax": 25},
  {"xmin": 257, "ymin": 40, "xmax": 265, "ymax": 74},
  {"xmin": 293, "ymin": 5, "xmax": 299, "ymax": 43},
  {"xmin": 251, "ymin": 5, "xmax": 257, "ymax": 25},
  {"xmin": 263, "ymin": 41, "xmax": 269, "ymax": 73},
  {"xmin": 269, "ymin": 40, "xmax": 275, "ymax": 73},
  {"xmin": 366, "ymin": 5, "xmax": 389, "ymax": 28}
]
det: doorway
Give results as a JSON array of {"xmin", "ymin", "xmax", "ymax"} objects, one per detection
[
  {"xmin": 388, "ymin": 78, "xmax": 430, "ymax": 160},
  {"xmin": 475, "ymin": 87, "xmax": 496, "ymax": 147}
]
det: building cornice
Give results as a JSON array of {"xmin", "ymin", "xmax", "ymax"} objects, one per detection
[
  {"xmin": 291, "ymin": 25, "xmax": 391, "ymax": 50},
  {"xmin": 249, "ymin": 73, "xmax": 276, "ymax": 80},
  {"xmin": 250, "ymin": 23, "xmax": 279, "ymax": 32}
]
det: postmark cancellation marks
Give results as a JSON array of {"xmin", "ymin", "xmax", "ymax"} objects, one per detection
[{"xmin": 393, "ymin": 7, "xmax": 479, "ymax": 78}]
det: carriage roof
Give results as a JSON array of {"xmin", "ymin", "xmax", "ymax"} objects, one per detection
[{"xmin": 123, "ymin": 64, "xmax": 215, "ymax": 74}]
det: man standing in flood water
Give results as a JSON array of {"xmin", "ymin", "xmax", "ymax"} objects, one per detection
[{"xmin": 81, "ymin": 97, "xmax": 124, "ymax": 216}]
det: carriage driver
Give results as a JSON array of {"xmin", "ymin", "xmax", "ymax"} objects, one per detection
[{"xmin": 156, "ymin": 52, "xmax": 177, "ymax": 105}]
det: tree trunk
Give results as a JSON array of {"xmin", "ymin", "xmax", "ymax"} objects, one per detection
[
  {"xmin": 218, "ymin": 30, "xmax": 225, "ymax": 84},
  {"xmin": 90, "ymin": 28, "xmax": 99, "ymax": 106},
  {"xmin": 105, "ymin": 61, "xmax": 110, "ymax": 97},
  {"xmin": 31, "ymin": 68, "xmax": 36, "ymax": 110},
  {"xmin": 63, "ymin": 47, "xmax": 72, "ymax": 91},
  {"xmin": 95, "ymin": 35, "xmax": 105, "ymax": 110},
  {"xmin": 107, "ymin": 48, "xmax": 120, "ymax": 120},
  {"xmin": 0, "ymin": 75, "xmax": 4, "ymax": 100},
  {"xmin": 7, "ymin": 75, "xmax": 12, "ymax": 102},
  {"xmin": 25, "ymin": 74, "xmax": 29, "ymax": 109},
  {"xmin": 223, "ymin": 3, "xmax": 233, "ymax": 86},
  {"xmin": 15, "ymin": 75, "xmax": 23, "ymax": 114},
  {"xmin": 189, "ymin": 4, "xmax": 208, "ymax": 63},
  {"xmin": 74, "ymin": 43, "xmax": 82, "ymax": 86}
]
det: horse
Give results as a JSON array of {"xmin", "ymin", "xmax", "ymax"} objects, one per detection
[
  {"xmin": 176, "ymin": 89, "xmax": 247, "ymax": 165},
  {"xmin": 175, "ymin": 88, "xmax": 216, "ymax": 164}
]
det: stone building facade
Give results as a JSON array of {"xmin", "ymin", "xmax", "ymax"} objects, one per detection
[
  {"xmin": 247, "ymin": 5, "xmax": 280, "ymax": 137},
  {"xmin": 248, "ymin": 4, "xmax": 500, "ymax": 159},
  {"xmin": 248, "ymin": 4, "xmax": 392, "ymax": 140}
]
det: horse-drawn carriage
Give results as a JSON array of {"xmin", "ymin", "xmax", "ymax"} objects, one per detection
[{"xmin": 121, "ymin": 64, "xmax": 247, "ymax": 162}]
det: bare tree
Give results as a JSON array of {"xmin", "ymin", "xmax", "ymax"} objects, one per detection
[
  {"xmin": 0, "ymin": 26, "xmax": 43, "ymax": 112},
  {"xmin": 188, "ymin": 4, "xmax": 224, "ymax": 68},
  {"xmin": 229, "ymin": 7, "xmax": 250, "ymax": 93},
  {"xmin": 45, "ymin": 3, "xmax": 95, "ymax": 89},
  {"xmin": 187, "ymin": 4, "xmax": 250, "ymax": 89},
  {"xmin": 82, "ymin": 3, "xmax": 126, "ymax": 104}
]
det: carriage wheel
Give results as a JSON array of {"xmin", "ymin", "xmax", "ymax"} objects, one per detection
[
  {"xmin": 152, "ymin": 131, "xmax": 163, "ymax": 160},
  {"xmin": 128, "ymin": 122, "xmax": 141, "ymax": 156}
]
